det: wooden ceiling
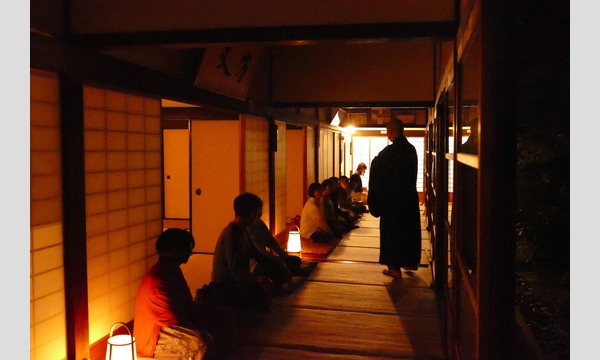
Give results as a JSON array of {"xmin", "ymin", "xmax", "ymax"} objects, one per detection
[{"xmin": 33, "ymin": 1, "xmax": 458, "ymax": 124}]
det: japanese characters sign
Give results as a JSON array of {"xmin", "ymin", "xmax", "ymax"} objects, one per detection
[{"xmin": 194, "ymin": 45, "xmax": 263, "ymax": 100}]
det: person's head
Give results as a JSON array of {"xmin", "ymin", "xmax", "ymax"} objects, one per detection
[
  {"xmin": 355, "ymin": 162, "xmax": 367, "ymax": 175},
  {"xmin": 349, "ymin": 174, "xmax": 362, "ymax": 192},
  {"xmin": 386, "ymin": 118, "xmax": 405, "ymax": 142},
  {"xmin": 308, "ymin": 182, "xmax": 323, "ymax": 199},
  {"xmin": 156, "ymin": 228, "xmax": 195, "ymax": 264},
  {"xmin": 233, "ymin": 192, "xmax": 263, "ymax": 227},
  {"xmin": 321, "ymin": 179, "xmax": 333, "ymax": 195},
  {"xmin": 339, "ymin": 176, "xmax": 349, "ymax": 189}
]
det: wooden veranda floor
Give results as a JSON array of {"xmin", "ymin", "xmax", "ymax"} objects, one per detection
[{"xmin": 225, "ymin": 209, "xmax": 445, "ymax": 360}]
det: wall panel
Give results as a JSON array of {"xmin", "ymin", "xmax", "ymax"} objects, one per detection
[
  {"xmin": 244, "ymin": 115, "xmax": 270, "ymax": 224},
  {"xmin": 30, "ymin": 70, "xmax": 67, "ymax": 360},
  {"xmin": 286, "ymin": 128, "xmax": 306, "ymax": 220},
  {"xmin": 273, "ymin": 120, "xmax": 287, "ymax": 235},
  {"xmin": 83, "ymin": 86, "xmax": 162, "ymax": 345}
]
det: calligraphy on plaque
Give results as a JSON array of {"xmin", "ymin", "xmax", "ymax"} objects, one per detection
[{"xmin": 194, "ymin": 46, "xmax": 263, "ymax": 100}]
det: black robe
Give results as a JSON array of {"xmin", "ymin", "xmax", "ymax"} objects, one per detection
[{"xmin": 368, "ymin": 136, "xmax": 422, "ymax": 268}]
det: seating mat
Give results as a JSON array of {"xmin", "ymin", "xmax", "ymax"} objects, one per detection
[{"xmin": 299, "ymin": 237, "xmax": 341, "ymax": 256}]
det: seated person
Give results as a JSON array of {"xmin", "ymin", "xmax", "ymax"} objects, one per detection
[
  {"xmin": 354, "ymin": 162, "xmax": 368, "ymax": 178},
  {"xmin": 353, "ymin": 163, "xmax": 368, "ymax": 191},
  {"xmin": 248, "ymin": 218, "xmax": 306, "ymax": 293},
  {"xmin": 300, "ymin": 182, "xmax": 337, "ymax": 243},
  {"xmin": 209, "ymin": 192, "xmax": 276, "ymax": 312},
  {"xmin": 338, "ymin": 175, "xmax": 361, "ymax": 220},
  {"xmin": 321, "ymin": 178, "xmax": 353, "ymax": 237},
  {"xmin": 133, "ymin": 228, "xmax": 212, "ymax": 360},
  {"xmin": 349, "ymin": 174, "xmax": 368, "ymax": 212},
  {"xmin": 327, "ymin": 176, "xmax": 356, "ymax": 223},
  {"xmin": 250, "ymin": 218, "xmax": 301, "ymax": 273}
]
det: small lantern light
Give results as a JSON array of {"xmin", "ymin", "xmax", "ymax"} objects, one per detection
[
  {"xmin": 287, "ymin": 225, "xmax": 302, "ymax": 254},
  {"xmin": 106, "ymin": 322, "xmax": 137, "ymax": 360}
]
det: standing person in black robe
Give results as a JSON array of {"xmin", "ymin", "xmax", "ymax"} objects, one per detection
[{"xmin": 368, "ymin": 118, "xmax": 422, "ymax": 280}]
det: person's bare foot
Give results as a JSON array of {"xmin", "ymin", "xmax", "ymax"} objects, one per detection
[{"xmin": 382, "ymin": 269, "xmax": 402, "ymax": 279}]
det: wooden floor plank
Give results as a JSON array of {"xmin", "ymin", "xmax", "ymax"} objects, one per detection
[
  {"xmin": 308, "ymin": 262, "xmax": 432, "ymax": 288},
  {"xmin": 359, "ymin": 213, "xmax": 378, "ymax": 220},
  {"xmin": 236, "ymin": 307, "xmax": 444, "ymax": 359},
  {"xmin": 345, "ymin": 227, "xmax": 381, "ymax": 237},
  {"xmin": 356, "ymin": 220, "xmax": 380, "ymax": 229},
  {"xmin": 339, "ymin": 235, "xmax": 380, "ymax": 248},
  {"xmin": 224, "ymin": 210, "xmax": 443, "ymax": 360},
  {"xmin": 275, "ymin": 281, "xmax": 438, "ymax": 317},
  {"xmin": 341, "ymin": 236, "xmax": 431, "ymax": 252},
  {"xmin": 226, "ymin": 346, "xmax": 412, "ymax": 360},
  {"xmin": 327, "ymin": 247, "xmax": 430, "ymax": 266},
  {"xmin": 300, "ymin": 237, "xmax": 341, "ymax": 255}
]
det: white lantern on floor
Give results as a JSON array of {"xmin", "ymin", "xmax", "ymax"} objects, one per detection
[
  {"xmin": 106, "ymin": 322, "xmax": 137, "ymax": 360},
  {"xmin": 287, "ymin": 225, "xmax": 302, "ymax": 254}
]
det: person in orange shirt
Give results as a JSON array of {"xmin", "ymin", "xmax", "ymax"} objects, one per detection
[{"xmin": 134, "ymin": 228, "xmax": 233, "ymax": 359}]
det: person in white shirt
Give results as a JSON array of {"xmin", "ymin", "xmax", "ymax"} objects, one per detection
[{"xmin": 299, "ymin": 182, "xmax": 336, "ymax": 244}]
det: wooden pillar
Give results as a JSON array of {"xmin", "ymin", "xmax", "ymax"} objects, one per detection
[{"xmin": 60, "ymin": 74, "xmax": 90, "ymax": 360}]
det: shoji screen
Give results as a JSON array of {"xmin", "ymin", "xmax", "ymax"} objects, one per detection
[
  {"xmin": 306, "ymin": 128, "xmax": 316, "ymax": 186},
  {"xmin": 325, "ymin": 130, "xmax": 333, "ymax": 179},
  {"xmin": 30, "ymin": 70, "xmax": 67, "ymax": 360},
  {"xmin": 273, "ymin": 120, "xmax": 287, "ymax": 235},
  {"xmin": 407, "ymin": 136, "xmax": 425, "ymax": 192},
  {"xmin": 352, "ymin": 135, "xmax": 424, "ymax": 192},
  {"xmin": 319, "ymin": 129, "xmax": 334, "ymax": 181},
  {"xmin": 318, "ymin": 128, "xmax": 325, "ymax": 181},
  {"xmin": 285, "ymin": 128, "xmax": 306, "ymax": 221},
  {"xmin": 83, "ymin": 86, "xmax": 162, "ymax": 344},
  {"xmin": 244, "ymin": 115, "xmax": 270, "ymax": 224},
  {"xmin": 334, "ymin": 132, "xmax": 341, "ymax": 177},
  {"xmin": 351, "ymin": 136, "xmax": 387, "ymax": 188}
]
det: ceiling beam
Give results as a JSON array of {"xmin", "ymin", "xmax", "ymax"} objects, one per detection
[
  {"xmin": 272, "ymin": 100, "xmax": 434, "ymax": 109},
  {"xmin": 67, "ymin": 22, "xmax": 457, "ymax": 50}
]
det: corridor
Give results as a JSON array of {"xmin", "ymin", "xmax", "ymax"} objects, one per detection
[{"xmin": 227, "ymin": 209, "xmax": 444, "ymax": 359}]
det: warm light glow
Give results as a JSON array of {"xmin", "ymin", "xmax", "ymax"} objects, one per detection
[
  {"xmin": 342, "ymin": 125, "xmax": 356, "ymax": 135},
  {"xmin": 330, "ymin": 111, "xmax": 341, "ymax": 126},
  {"xmin": 287, "ymin": 226, "xmax": 302, "ymax": 254},
  {"xmin": 106, "ymin": 323, "xmax": 137, "ymax": 360}
]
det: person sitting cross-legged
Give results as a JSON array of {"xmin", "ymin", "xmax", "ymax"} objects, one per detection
[
  {"xmin": 207, "ymin": 193, "xmax": 276, "ymax": 313},
  {"xmin": 248, "ymin": 218, "xmax": 309, "ymax": 294},
  {"xmin": 299, "ymin": 182, "xmax": 337, "ymax": 244}
]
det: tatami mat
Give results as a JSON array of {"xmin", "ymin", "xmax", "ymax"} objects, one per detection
[
  {"xmin": 338, "ymin": 235, "xmax": 379, "ymax": 248},
  {"xmin": 235, "ymin": 306, "xmax": 443, "ymax": 359},
  {"xmin": 226, "ymin": 346, "xmax": 404, "ymax": 360},
  {"xmin": 275, "ymin": 281, "xmax": 438, "ymax": 316},
  {"xmin": 300, "ymin": 237, "xmax": 340, "ymax": 256},
  {"xmin": 307, "ymin": 261, "xmax": 432, "ymax": 288},
  {"xmin": 344, "ymin": 226, "xmax": 380, "ymax": 237},
  {"xmin": 355, "ymin": 219, "xmax": 380, "ymax": 229},
  {"xmin": 222, "ymin": 207, "xmax": 442, "ymax": 360},
  {"xmin": 327, "ymin": 246, "xmax": 430, "ymax": 266}
]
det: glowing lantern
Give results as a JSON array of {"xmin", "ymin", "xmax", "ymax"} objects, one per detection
[
  {"xmin": 287, "ymin": 225, "xmax": 302, "ymax": 254},
  {"xmin": 106, "ymin": 322, "xmax": 137, "ymax": 360}
]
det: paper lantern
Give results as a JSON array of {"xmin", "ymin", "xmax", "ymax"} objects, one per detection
[
  {"xmin": 287, "ymin": 225, "xmax": 302, "ymax": 254},
  {"xmin": 106, "ymin": 322, "xmax": 137, "ymax": 360}
]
